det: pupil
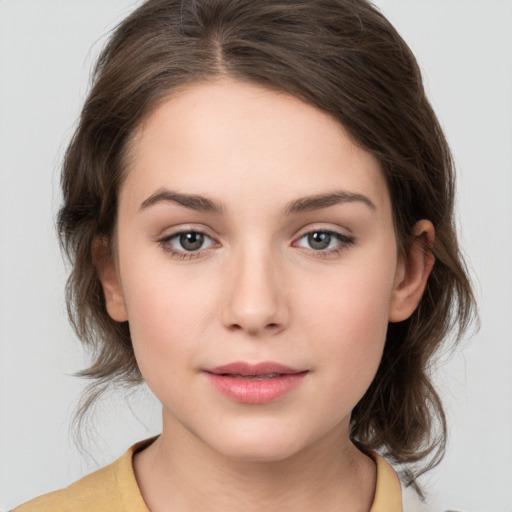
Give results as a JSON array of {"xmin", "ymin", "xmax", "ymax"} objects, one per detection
[
  {"xmin": 180, "ymin": 232, "xmax": 204, "ymax": 251},
  {"xmin": 309, "ymin": 232, "xmax": 330, "ymax": 250}
]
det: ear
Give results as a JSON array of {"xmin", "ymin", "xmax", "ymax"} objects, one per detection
[
  {"xmin": 92, "ymin": 237, "xmax": 128, "ymax": 322},
  {"xmin": 389, "ymin": 220, "xmax": 435, "ymax": 323}
]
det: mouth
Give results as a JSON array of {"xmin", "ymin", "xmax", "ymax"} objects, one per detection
[
  {"xmin": 205, "ymin": 361, "xmax": 307, "ymax": 377},
  {"xmin": 216, "ymin": 373, "xmax": 288, "ymax": 380},
  {"xmin": 203, "ymin": 362, "xmax": 308, "ymax": 404}
]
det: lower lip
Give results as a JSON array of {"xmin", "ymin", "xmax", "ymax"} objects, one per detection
[{"xmin": 204, "ymin": 372, "xmax": 308, "ymax": 404}]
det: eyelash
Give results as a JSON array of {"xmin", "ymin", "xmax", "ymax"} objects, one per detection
[
  {"xmin": 158, "ymin": 230, "xmax": 217, "ymax": 260},
  {"xmin": 157, "ymin": 228, "xmax": 355, "ymax": 261},
  {"xmin": 294, "ymin": 230, "xmax": 355, "ymax": 258}
]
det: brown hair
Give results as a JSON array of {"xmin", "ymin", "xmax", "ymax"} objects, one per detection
[{"xmin": 58, "ymin": 0, "xmax": 476, "ymax": 490}]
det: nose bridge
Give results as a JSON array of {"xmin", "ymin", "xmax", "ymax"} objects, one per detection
[{"xmin": 222, "ymin": 236, "xmax": 288, "ymax": 335}]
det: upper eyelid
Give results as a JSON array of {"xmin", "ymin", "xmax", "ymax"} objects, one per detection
[
  {"xmin": 293, "ymin": 229, "xmax": 354, "ymax": 247},
  {"xmin": 294, "ymin": 225, "xmax": 353, "ymax": 240},
  {"xmin": 159, "ymin": 226, "xmax": 350, "ymax": 240},
  {"xmin": 159, "ymin": 229, "xmax": 217, "ymax": 247},
  {"xmin": 158, "ymin": 225, "xmax": 216, "ymax": 240},
  {"xmin": 157, "ymin": 229, "xmax": 217, "ymax": 258},
  {"xmin": 298, "ymin": 226, "xmax": 350, "ymax": 235}
]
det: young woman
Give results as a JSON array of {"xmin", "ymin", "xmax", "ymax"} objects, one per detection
[{"xmin": 14, "ymin": 0, "xmax": 475, "ymax": 510}]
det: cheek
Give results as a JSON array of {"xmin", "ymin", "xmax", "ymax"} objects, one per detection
[
  {"xmin": 310, "ymin": 286, "xmax": 389, "ymax": 367},
  {"xmin": 299, "ymin": 259, "xmax": 396, "ymax": 392},
  {"xmin": 119, "ymin": 260, "xmax": 215, "ymax": 377},
  {"xmin": 302, "ymin": 254, "xmax": 395, "ymax": 335}
]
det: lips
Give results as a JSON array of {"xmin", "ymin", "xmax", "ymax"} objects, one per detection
[{"xmin": 203, "ymin": 362, "xmax": 308, "ymax": 404}]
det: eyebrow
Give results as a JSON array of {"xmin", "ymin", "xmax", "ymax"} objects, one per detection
[
  {"xmin": 284, "ymin": 191, "xmax": 376, "ymax": 214},
  {"xmin": 140, "ymin": 189, "xmax": 225, "ymax": 214},
  {"xmin": 139, "ymin": 188, "xmax": 376, "ymax": 214}
]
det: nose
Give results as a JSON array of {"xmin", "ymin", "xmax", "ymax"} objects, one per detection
[{"xmin": 221, "ymin": 242, "xmax": 289, "ymax": 336}]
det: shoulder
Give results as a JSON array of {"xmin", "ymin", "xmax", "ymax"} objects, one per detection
[
  {"xmin": 13, "ymin": 463, "xmax": 119, "ymax": 512},
  {"xmin": 13, "ymin": 438, "xmax": 155, "ymax": 512}
]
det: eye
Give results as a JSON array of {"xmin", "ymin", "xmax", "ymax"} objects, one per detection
[
  {"xmin": 158, "ymin": 230, "xmax": 216, "ymax": 259},
  {"xmin": 295, "ymin": 229, "xmax": 354, "ymax": 254}
]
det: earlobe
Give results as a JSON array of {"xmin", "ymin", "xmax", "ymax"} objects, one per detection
[
  {"xmin": 389, "ymin": 220, "xmax": 435, "ymax": 323},
  {"xmin": 92, "ymin": 237, "xmax": 128, "ymax": 322}
]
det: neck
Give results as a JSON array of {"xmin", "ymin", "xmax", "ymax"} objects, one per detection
[{"xmin": 134, "ymin": 414, "xmax": 376, "ymax": 512}]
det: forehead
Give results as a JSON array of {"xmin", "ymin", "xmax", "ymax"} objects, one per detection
[{"xmin": 121, "ymin": 79, "xmax": 391, "ymax": 218}]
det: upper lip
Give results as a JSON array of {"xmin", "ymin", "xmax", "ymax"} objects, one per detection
[{"xmin": 204, "ymin": 361, "xmax": 306, "ymax": 376}]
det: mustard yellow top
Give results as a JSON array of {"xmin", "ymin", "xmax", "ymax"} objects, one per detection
[{"xmin": 15, "ymin": 438, "xmax": 402, "ymax": 511}]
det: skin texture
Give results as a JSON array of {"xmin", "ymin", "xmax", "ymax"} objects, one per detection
[{"xmin": 95, "ymin": 79, "xmax": 434, "ymax": 511}]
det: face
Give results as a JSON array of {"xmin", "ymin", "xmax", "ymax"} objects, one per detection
[{"xmin": 99, "ymin": 79, "xmax": 424, "ymax": 462}]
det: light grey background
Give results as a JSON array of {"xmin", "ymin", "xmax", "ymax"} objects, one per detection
[{"xmin": 1, "ymin": 1, "xmax": 511, "ymax": 510}]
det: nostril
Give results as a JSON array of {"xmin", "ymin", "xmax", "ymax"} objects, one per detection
[{"xmin": 227, "ymin": 322, "xmax": 282, "ymax": 335}]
